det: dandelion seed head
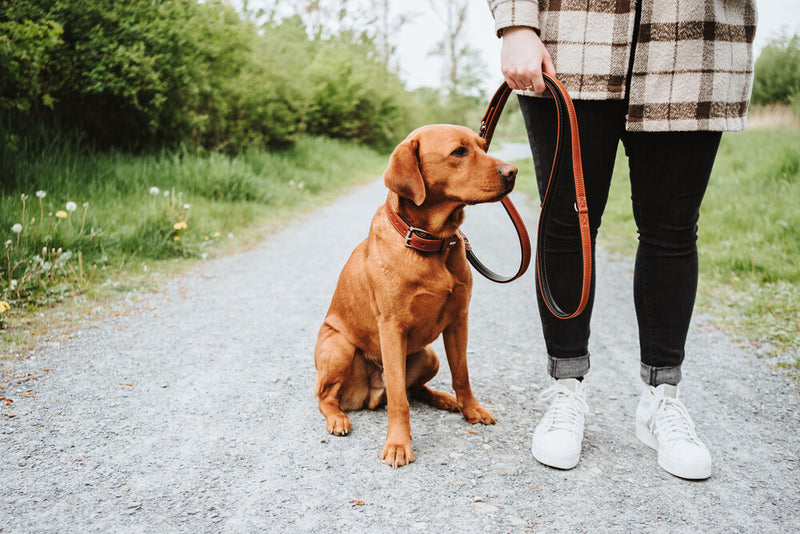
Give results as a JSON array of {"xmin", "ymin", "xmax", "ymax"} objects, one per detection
[
  {"xmin": 149, "ymin": 187, "xmax": 160, "ymax": 196},
  {"xmin": 36, "ymin": 191, "xmax": 46, "ymax": 199},
  {"xmin": 83, "ymin": 202, "xmax": 89, "ymax": 208},
  {"xmin": 182, "ymin": 204, "xmax": 191, "ymax": 210},
  {"xmin": 163, "ymin": 191, "xmax": 170, "ymax": 197},
  {"xmin": 4, "ymin": 240, "xmax": 12, "ymax": 248},
  {"xmin": 66, "ymin": 202, "xmax": 77, "ymax": 212},
  {"xmin": 9, "ymin": 280, "xmax": 18, "ymax": 290},
  {"xmin": 11, "ymin": 223, "xmax": 22, "ymax": 233}
]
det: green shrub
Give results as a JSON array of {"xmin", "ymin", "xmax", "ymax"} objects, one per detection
[
  {"xmin": 0, "ymin": 2, "xmax": 445, "ymax": 152},
  {"xmin": 752, "ymin": 32, "xmax": 800, "ymax": 110}
]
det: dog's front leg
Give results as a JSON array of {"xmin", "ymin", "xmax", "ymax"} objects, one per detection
[
  {"xmin": 443, "ymin": 318, "xmax": 496, "ymax": 425},
  {"xmin": 378, "ymin": 321, "xmax": 414, "ymax": 468}
]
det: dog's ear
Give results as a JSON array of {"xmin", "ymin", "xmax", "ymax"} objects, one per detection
[{"xmin": 384, "ymin": 137, "xmax": 426, "ymax": 206}]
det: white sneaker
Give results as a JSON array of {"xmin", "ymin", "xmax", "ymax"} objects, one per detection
[
  {"xmin": 635, "ymin": 384, "xmax": 712, "ymax": 480},
  {"xmin": 531, "ymin": 378, "xmax": 589, "ymax": 469}
]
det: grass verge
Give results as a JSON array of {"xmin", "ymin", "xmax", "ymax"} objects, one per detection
[
  {"xmin": 512, "ymin": 126, "xmax": 800, "ymax": 375},
  {"xmin": 1, "ymin": 133, "xmax": 386, "ymax": 358}
]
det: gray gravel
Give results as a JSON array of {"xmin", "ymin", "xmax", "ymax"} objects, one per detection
[{"xmin": 2, "ymin": 147, "xmax": 799, "ymax": 532}]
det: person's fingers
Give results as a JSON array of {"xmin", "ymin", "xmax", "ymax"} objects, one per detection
[
  {"xmin": 542, "ymin": 50, "xmax": 556, "ymax": 76},
  {"xmin": 530, "ymin": 68, "xmax": 545, "ymax": 93},
  {"xmin": 500, "ymin": 26, "xmax": 552, "ymax": 93}
]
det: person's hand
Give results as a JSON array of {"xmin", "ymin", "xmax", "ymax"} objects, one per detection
[{"xmin": 500, "ymin": 26, "xmax": 555, "ymax": 94}]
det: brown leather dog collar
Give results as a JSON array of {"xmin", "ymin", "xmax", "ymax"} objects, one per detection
[{"xmin": 385, "ymin": 201, "xmax": 463, "ymax": 253}]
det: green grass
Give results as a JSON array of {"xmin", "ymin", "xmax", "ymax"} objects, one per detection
[
  {"xmin": 513, "ymin": 127, "xmax": 800, "ymax": 359},
  {"xmin": 1, "ymin": 127, "xmax": 386, "ymax": 354}
]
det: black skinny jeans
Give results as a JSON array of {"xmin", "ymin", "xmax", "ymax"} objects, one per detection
[{"xmin": 519, "ymin": 96, "xmax": 722, "ymax": 386}]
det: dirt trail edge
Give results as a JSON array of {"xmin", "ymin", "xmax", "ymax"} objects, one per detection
[{"xmin": 2, "ymin": 153, "xmax": 799, "ymax": 532}]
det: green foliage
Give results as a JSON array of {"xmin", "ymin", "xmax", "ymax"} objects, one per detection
[
  {"xmin": 0, "ymin": 116, "xmax": 386, "ymax": 306},
  {"xmin": 752, "ymin": 32, "xmax": 800, "ymax": 113},
  {"xmin": 0, "ymin": 1, "xmax": 462, "ymax": 153},
  {"xmin": 0, "ymin": 16, "xmax": 63, "ymax": 112}
]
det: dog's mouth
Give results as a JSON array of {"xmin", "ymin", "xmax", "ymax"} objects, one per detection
[{"xmin": 465, "ymin": 181, "xmax": 515, "ymax": 205}]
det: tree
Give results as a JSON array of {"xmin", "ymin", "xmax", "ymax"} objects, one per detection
[
  {"xmin": 752, "ymin": 32, "xmax": 800, "ymax": 113},
  {"xmin": 427, "ymin": 0, "xmax": 487, "ymax": 100},
  {"xmin": 372, "ymin": 0, "xmax": 416, "ymax": 74}
]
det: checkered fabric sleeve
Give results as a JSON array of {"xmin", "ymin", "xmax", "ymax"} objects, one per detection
[{"xmin": 487, "ymin": 0, "xmax": 541, "ymax": 35}]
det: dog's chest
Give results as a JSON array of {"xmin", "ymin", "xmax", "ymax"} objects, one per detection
[{"xmin": 405, "ymin": 275, "xmax": 469, "ymax": 347}]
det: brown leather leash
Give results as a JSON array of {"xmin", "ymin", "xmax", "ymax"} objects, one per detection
[{"xmin": 469, "ymin": 72, "xmax": 592, "ymax": 319}]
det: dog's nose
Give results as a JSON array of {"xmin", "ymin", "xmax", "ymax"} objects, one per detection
[{"xmin": 499, "ymin": 164, "xmax": 517, "ymax": 183}]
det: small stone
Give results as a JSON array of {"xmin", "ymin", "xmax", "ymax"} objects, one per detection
[
  {"xmin": 506, "ymin": 515, "xmax": 526, "ymax": 526},
  {"xmin": 472, "ymin": 502, "xmax": 500, "ymax": 514}
]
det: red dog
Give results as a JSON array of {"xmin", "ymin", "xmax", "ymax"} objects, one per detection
[{"xmin": 315, "ymin": 124, "xmax": 517, "ymax": 467}]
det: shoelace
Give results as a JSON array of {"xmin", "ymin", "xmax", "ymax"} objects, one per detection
[
  {"xmin": 538, "ymin": 383, "xmax": 589, "ymax": 434},
  {"xmin": 650, "ymin": 396, "xmax": 702, "ymax": 446}
]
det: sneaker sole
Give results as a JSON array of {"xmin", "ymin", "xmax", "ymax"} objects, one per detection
[
  {"xmin": 635, "ymin": 419, "xmax": 711, "ymax": 480},
  {"xmin": 531, "ymin": 443, "xmax": 580, "ymax": 470}
]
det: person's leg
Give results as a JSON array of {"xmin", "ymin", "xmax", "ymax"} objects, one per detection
[
  {"xmin": 518, "ymin": 96, "xmax": 625, "ymax": 469},
  {"xmin": 622, "ymin": 130, "xmax": 722, "ymax": 385},
  {"xmin": 623, "ymin": 130, "xmax": 722, "ymax": 479},
  {"xmin": 518, "ymin": 96, "xmax": 626, "ymax": 379}
]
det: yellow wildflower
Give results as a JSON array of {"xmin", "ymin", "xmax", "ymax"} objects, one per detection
[
  {"xmin": 204, "ymin": 236, "xmax": 210, "ymax": 241},
  {"xmin": 0, "ymin": 301, "xmax": 10, "ymax": 313},
  {"xmin": 173, "ymin": 235, "xmax": 181, "ymax": 241},
  {"xmin": 55, "ymin": 210, "xmax": 68, "ymax": 219},
  {"xmin": 173, "ymin": 221, "xmax": 188, "ymax": 231}
]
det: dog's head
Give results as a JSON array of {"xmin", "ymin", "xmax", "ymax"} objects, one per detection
[{"xmin": 383, "ymin": 124, "xmax": 517, "ymax": 207}]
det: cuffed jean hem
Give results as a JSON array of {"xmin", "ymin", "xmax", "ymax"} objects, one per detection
[
  {"xmin": 548, "ymin": 354, "xmax": 590, "ymax": 380},
  {"xmin": 641, "ymin": 363, "xmax": 682, "ymax": 386}
]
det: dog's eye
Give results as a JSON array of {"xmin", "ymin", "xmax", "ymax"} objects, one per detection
[{"xmin": 450, "ymin": 147, "xmax": 469, "ymax": 158}]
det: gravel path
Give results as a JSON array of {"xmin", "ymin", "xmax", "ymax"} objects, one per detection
[{"xmin": 2, "ymin": 146, "xmax": 799, "ymax": 532}]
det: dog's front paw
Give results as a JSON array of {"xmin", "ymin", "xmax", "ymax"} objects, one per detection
[
  {"xmin": 326, "ymin": 413, "xmax": 352, "ymax": 436},
  {"xmin": 460, "ymin": 402, "xmax": 496, "ymax": 425},
  {"xmin": 380, "ymin": 438, "xmax": 415, "ymax": 468}
]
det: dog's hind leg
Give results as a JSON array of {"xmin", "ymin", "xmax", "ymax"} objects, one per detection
[
  {"xmin": 314, "ymin": 325, "xmax": 362, "ymax": 436},
  {"xmin": 407, "ymin": 345, "xmax": 458, "ymax": 412}
]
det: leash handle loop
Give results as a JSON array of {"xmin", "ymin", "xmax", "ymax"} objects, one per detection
[
  {"xmin": 468, "ymin": 73, "xmax": 592, "ymax": 319},
  {"xmin": 466, "ymin": 83, "xmax": 530, "ymax": 284}
]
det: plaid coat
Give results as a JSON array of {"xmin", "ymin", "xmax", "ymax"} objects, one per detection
[{"xmin": 487, "ymin": 0, "xmax": 757, "ymax": 131}]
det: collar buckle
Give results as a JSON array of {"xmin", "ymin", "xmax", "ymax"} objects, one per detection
[{"xmin": 404, "ymin": 225, "xmax": 426, "ymax": 248}]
